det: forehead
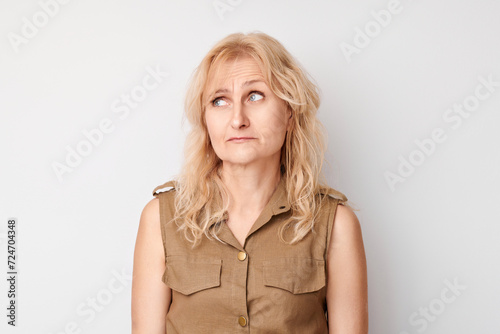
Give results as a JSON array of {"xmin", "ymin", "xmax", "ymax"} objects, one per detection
[{"xmin": 204, "ymin": 56, "xmax": 266, "ymax": 94}]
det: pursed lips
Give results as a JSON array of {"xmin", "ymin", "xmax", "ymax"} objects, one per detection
[{"xmin": 227, "ymin": 137, "xmax": 256, "ymax": 142}]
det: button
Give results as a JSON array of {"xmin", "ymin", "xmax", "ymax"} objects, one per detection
[
  {"xmin": 237, "ymin": 251, "xmax": 247, "ymax": 261},
  {"xmin": 238, "ymin": 316, "xmax": 247, "ymax": 327}
]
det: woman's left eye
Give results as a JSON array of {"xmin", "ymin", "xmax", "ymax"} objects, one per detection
[{"xmin": 249, "ymin": 92, "xmax": 264, "ymax": 102}]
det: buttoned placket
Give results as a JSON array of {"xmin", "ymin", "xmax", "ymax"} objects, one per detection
[
  {"xmin": 214, "ymin": 222, "xmax": 249, "ymax": 331},
  {"xmin": 213, "ymin": 178, "xmax": 291, "ymax": 332}
]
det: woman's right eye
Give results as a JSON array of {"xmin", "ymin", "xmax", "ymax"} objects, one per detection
[{"xmin": 212, "ymin": 98, "xmax": 228, "ymax": 107}]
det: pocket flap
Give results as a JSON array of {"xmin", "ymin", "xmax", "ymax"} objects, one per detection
[
  {"xmin": 164, "ymin": 256, "xmax": 221, "ymax": 295},
  {"xmin": 263, "ymin": 258, "xmax": 326, "ymax": 294}
]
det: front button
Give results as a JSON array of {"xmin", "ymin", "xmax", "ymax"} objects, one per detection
[
  {"xmin": 238, "ymin": 316, "xmax": 247, "ymax": 327},
  {"xmin": 237, "ymin": 251, "xmax": 247, "ymax": 261}
]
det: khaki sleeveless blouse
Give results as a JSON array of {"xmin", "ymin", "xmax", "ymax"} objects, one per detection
[{"xmin": 152, "ymin": 177, "xmax": 348, "ymax": 333}]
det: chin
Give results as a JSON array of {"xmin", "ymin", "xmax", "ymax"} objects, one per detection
[
  {"xmin": 219, "ymin": 154, "xmax": 259, "ymax": 166},
  {"xmin": 222, "ymin": 158, "xmax": 257, "ymax": 166},
  {"xmin": 217, "ymin": 150, "xmax": 258, "ymax": 164}
]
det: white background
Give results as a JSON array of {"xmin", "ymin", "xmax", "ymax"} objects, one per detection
[{"xmin": 1, "ymin": 0, "xmax": 499, "ymax": 333}]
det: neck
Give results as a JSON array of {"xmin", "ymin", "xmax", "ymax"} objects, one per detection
[{"xmin": 220, "ymin": 160, "xmax": 282, "ymax": 216}]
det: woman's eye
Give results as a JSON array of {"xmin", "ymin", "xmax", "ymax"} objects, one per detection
[
  {"xmin": 249, "ymin": 92, "xmax": 264, "ymax": 102},
  {"xmin": 212, "ymin": 98, "xmax": 228, "ymax": 107}
]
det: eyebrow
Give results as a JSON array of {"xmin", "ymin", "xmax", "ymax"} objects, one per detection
[{"xmin": 212, "ymin": 79, "xmax": 265, "ymax": 96}]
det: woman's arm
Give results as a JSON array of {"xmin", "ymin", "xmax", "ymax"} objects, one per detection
[
  {"xmin": 132, "ymin": 198, "xmax": 171, "ymax": 334},
  {"xmin": 326, "ymin": 204, "xmax": 368, "ymax": 334}
]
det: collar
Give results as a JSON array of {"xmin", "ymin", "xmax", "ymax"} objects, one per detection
[
  {"xmin": 208, "ymin": 176, "xmax": 291, "ymax": 229},
  {"xmin": 210, "ymin": 176, "xmax": 291, "ymax": 250}
]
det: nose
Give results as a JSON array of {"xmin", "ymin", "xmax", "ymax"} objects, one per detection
[{"xmin": 230, "ymin": 102, "xmax": 249, "ymax": 129}]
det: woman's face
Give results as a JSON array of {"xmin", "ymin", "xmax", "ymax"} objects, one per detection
[{"xmin": 204, "ymin": 56, "xmax": 291, "ymax": 171}]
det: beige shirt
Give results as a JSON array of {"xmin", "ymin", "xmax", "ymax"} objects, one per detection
[{"xmin": 152, "ymin": 177, "xmax": 348, "ymax": 333}]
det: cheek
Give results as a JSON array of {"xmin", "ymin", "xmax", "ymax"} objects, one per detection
[
  {"xmin": 205, "ymin": 114, "xmax": 226, "ymax": 151},
  {"xmin": 205, "ymin": 114, "xmax": 218, "ymax": 139},
  {"xmin": 262, "ymin": 111, "xmax": 288, "ymax": 140},
  {"xmin": 267, "ymin": 101, "xmax": 289, "ymax": 133}
]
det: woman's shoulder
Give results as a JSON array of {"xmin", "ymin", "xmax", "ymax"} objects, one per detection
[
  {"xmin": 318, "ymin": 185, "xmax": 348, "ymax": 203},
  {"xmin": 150, "ymin": 181, "xmax": 178, "ymax": 222},
  {"xmin": 152, "ymin": 180, "xmax": 178, "ymax": 198}
]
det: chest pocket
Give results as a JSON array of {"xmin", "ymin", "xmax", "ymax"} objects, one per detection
[
  {"xmin": 164, "ymin": 256, "xmax": 222, "ymax": 295},
  {"xmin": 262, "ymin": 258, "xmax": 326, "ymax": 294}
]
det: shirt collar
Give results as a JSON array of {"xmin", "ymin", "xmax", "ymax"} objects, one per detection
[
  {"xmin": 208, "ymin": 175, "xmax": 290, "ymax": 229},
  {"xmin": 209, "ymin": 176, "xmax": 290, "ymax": 249}
]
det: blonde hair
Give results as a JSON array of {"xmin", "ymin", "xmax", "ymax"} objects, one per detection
[{"xmin": 173, "ymin": 31, "xmax": 347, "ymax": 246}]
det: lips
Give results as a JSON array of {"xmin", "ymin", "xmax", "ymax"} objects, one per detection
[{"xmin": 228, "ymin": 137, "xmax": 255, "ymax": 142}]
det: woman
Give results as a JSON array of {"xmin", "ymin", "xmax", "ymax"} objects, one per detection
[{"xmin": 132, "ymin": 32, "xmax": 368, "ymax": 333}]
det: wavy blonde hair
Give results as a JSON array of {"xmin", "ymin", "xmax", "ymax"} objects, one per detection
[{"xmin": 173, "ymin": 31, "xmax": 346, "ymax": 246}]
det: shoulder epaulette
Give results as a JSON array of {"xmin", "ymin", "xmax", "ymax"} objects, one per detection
[
  {"xmin": 320, "ymin": 187, "xmax": 348, "ymax": 203},
  {"xmin": 152, "ymin": 180, "xmax": 177, "ymax": 197}
]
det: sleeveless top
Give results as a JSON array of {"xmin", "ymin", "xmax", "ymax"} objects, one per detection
[{"xmin": 152, "ymin": 177, "xmax": 348, "ymax": 333}]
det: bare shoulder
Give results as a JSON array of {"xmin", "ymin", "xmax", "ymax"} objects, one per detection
[
  {"xmin": 134, "ymin": 196, "xmax": 163, "ymax": 266},
  {"xmin": 140, "ymin": 197, "xmax": 160, "ymax": 225},
  {"xmin": 134, "ymin": 197, "xmax": 163, "ymax": 263},
  {"xmin": 331, "ymin": 203, "xmax": 363, "ymax": 240},
  {"xmin": 328, "ymin": 202, "xmax": 366, "ymax": 267},
  {"xmin": 326, "ymin": 201, "xmax": 368, "ymax": 333},
  {"xmin": 132, "ymin": 196, "xmax": 171, "ymax": 332}
]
